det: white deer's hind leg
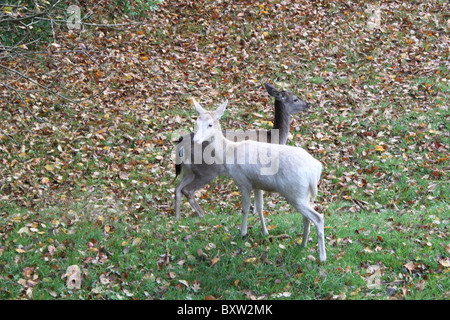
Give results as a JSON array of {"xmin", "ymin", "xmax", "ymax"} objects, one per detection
[
  {"xmin": 301, "ymin": 216, "xmax": 310, "ymax": 247},
  {"xmin": 288, "ymin": 197, "xmax": 326, "ymax": 262}
]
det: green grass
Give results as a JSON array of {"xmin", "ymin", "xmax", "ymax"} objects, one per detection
[{"xmin": 1, "ymin": 192, "xmax": 447, "ymax": 300}]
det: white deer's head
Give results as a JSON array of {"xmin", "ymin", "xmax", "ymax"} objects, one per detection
[{"xmin": 192, "ymin": 98, "xmax": 228, "ymax": 144}]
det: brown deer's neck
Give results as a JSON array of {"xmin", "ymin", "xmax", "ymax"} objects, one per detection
[{"xmin": 271, "ymin": 100, "xmax": 291, "ymax": 145}]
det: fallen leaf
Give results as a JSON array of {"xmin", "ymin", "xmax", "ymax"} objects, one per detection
[
  {"xmin": 415, "ymin": 280, "xmax": 426, "ymax": 291},
  {"xmin": 439, "ymin": 258, "xmax": 450, "ymax": 267},
  {"xmin": 364, "ymin": 247, "xmax": 373, "ymax": 253},
  {"xmin": 99, "ymin": 274, "xmax": 110, "ymax": 285},
  {"xmin": 48, "ymin": 245, "xmax": 56, "ymax": 256},
  {"xmin": 211, "ymin": 257, "xmax": 220, "ymax": 266},
  {"xmin": 132, "ymin": 237, "xmax": 142, "ymax": 246},
  {"xmin": 333, "ymin": 292, "xmax": 347, "ymax": 300},
  {"xmin": 62, "ymin": 265, "xmax": 82, "ymax": 289},
  {"xmin": 123, "ymin": 289, "xmax": 134, "ymax": 297},
  {"xmin": 119, "ymin": 171, "xmax": 129, "ymax": 180},
  {"xmin": 17, "ymin": 227, "xmax": 30, "ymax": 235},
  {"xmin": 192, "ymin": 280, "xmax": 201, "ymax": 292},
  {"xmin": 178, "ymin": 279, "xmax": 189, "ymax": 287}
]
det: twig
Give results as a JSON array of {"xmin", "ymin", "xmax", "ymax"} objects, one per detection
[
  {"xmin": 82, "ymin": 0, "xmax": 105, "ymax": 22},
  {"xmin": 0, "ymin": 127, "xmax": 18, "ymax": 145},
  {"xmin": 0, "ymin": 63, "xmax": 80, "ymax": 106},
  {"xmin": 34, "ymin": 17, "xmax": 141, "ymax": 28},
  {"xmin": 352, "ymin": 198, "xmax": 369, "ymax": 210},
  {"xmin": 0, "ymin": 81, "xmax": 45, "ymax": 122},
  {"xmin": 0, "ymin": 11, "xmax": 48, "ymax": 23},
  {"xmin": 0, "ymin": 0, "xmax": 62, "ymax": 23},
  {"xmin": 51, "ymin": 17, "xmax": 56, "ymax": 41}
]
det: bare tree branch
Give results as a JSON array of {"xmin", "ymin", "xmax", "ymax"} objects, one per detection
[
  {"xmin": 34, "ymin": 16, "xmax": 140, "ymax": 28},
  {"xmin": 0, "ymin": 63, "xmax": 80, "ymax": 106},
  {"xmin": 0, "ymin": 0, "xmax": 152, "ymax": 133},
  {"xmin": 0, "ymin": 80, "xmax": 45, "ymax": 122},
  {"xmin": 0, "ymin": 0, "xmax": 62, "ymax": 23},
  {"xmin": 0, "ymin": 127, "xmax": 18, "ymax": 145}
]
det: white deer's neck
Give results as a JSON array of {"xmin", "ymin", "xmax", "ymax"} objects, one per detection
[{"xmin": 207, "ymin": 126, "xmax": 236, "ymax": 165}]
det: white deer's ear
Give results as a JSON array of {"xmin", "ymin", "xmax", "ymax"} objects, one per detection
[
  {"xmin": 192, "ymin": 98, "xmax": 206, "ymax": 114},
  {"xmin": 215, "ymin": 100, "xmax": 228, "ymax": 119}
]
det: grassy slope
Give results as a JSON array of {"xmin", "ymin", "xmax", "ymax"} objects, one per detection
[{"xmin": 0, "ymin": 0, "xmax": 448, "ymax": 299}]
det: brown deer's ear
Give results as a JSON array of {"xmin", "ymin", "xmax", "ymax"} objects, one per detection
[
  {"xmin": 264, "ymin": 83, "xmax": 284, "ymax": 100},
  {"xmin": 264, "ymin": 83, "xmax": 276, "ymax": 96}
]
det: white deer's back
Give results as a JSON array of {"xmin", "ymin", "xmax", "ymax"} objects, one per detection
[{"xmin": 224, "ymin": 141, "xmax": 322, "ymax": 194}]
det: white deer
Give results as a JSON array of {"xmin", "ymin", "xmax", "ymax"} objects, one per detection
[
  {"xmin": 173, "ymin": 83, "xmax": 311, "ymax": 219},
  {"xmin": 192, "ymin": 99, "xmax": 326, "ymax": 262}
]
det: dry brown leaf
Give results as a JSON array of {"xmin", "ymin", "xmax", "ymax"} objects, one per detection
[{"xmin": 62, "ymin": 265, "xmax": 82, "ymax": 290}]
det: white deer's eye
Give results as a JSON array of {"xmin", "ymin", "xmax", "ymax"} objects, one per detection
[{"xmin": 208, "ymin": 124, "xmax": 213, "ymax": 127}]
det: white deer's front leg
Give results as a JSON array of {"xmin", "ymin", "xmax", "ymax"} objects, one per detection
[
  {"xmin": 254, "ymin": 189, "xmax": 268, "ymax": 236},
  {"xmin": 240, "ymin": 187, "xmax": 252, "ymax": 237}
]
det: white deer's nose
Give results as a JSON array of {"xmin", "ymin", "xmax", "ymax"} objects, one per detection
[{"xmin": 193, "ymin": 134, "xmax": 202, "ymax": 144}]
